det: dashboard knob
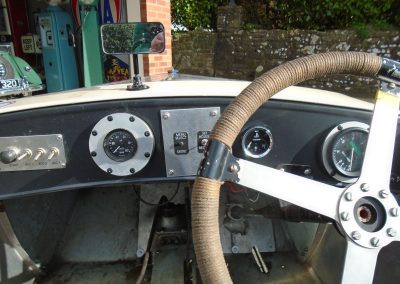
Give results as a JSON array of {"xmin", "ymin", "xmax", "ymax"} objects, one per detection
[{"xmin": 0, "ymin": 148, "xmax": 18, "ymax": 164}]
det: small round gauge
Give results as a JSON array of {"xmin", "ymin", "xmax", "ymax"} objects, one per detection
[
  {"xmin": 103, "ymin": 129, "xmax": 137, "ymax": 162},
  {"xmin": 242, "ymin": 126, "xmax": 273, "ymax": 158},
  {"xmin": 331, "ymin": 129, "xmax": 368, "ymax": 177},
  {"xmin": 321, "ymin": 121, "xmax": 369, "ymax": 183}
]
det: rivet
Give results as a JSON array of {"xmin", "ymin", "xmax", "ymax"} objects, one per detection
[
  {"xmin": 210, "ymin": 110, "xmax": 218, "ymax": 117},
  {"xmin": 92, "ymin": 130, "xmax": 98, "ymax": 136},
  {"xmin": 168, "ymin": 169, "xmax": 175, "ymax": 176},
  {"xmin": 144, "ymin": 131, "xmax": 150, "ymax": 137},
  {"xmin": 107, "ymin": 168, "xmax": 113, "ymax": 174},
  {"xmin": 144, "ymin": 152, "xmax": 150, "ymax": 158},
  {"xmin": 371, "ymin": 237, "xmax": 380, "ymax": 247},
  {"xmin": 304, "ymin": 168, "xmax": 312, "ymax": 175},
  {"xmin": 388, "ymin": 82, "xmax": 396, "ymax": 90},
  {"xmin": 351, "ymin": 231, "xmax": 361, "ymax": 240},
  {"xmin": 90, "ymin": 151, "xmax": 97, "ymax": 157},
  {"xmin": 130, "ymin": 168, "xmax": 135, "ymax": 174},
  {"xmin": 345, "ymin": 192, "xmax": 353, "ymax": 201},
  {"xmin": 57, "ymin": 135, "xmax": 62, "ymax": 140},
  {"xmin": 360, "ymin": 183, "xmax": 370, "ymax": 192},
  {"xmin": 337, "ymin": 125, "xmax": 343, "ymax": 131},
  {"xmin": 341, "ymin": 211, "xmax": 350, "ymax": 221},
  {"xmin": 107, "ymin": 116, "xmax": 113, "ymax": 121},
  {"xmin": 163, "ymin": 113, "xmax": 170, "ymax": 120},
  {"xmin": 129, "ymin": 116, "xmax": 135, "ymax": 122}
]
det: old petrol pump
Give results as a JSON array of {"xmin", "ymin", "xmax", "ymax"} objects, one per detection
[
  {"xmin": 78, "ymin": 0, "xmax": 104, "ymax": 87},
  {"xmin": 38, "ymin": 2, "xmax": 79, "ymax": 93}
]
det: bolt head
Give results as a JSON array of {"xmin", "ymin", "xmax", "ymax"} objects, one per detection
[
  {"xmin": 379, "ymin": 190, "xmax": 389, "ymax": 198},
  {"xmin": 130, "ymin": 168, "xmax": 135, "ymax": 174},
  {"xmin": 341, "ymin": 211, "xmax": 350, "ymax": 221},
  {"xmin": 371, "ymin": 237, "xmax": 380, "ymax": 247},
  {"xmin": 107, "ymin": 116, "xmax": 113, "ymax": 121},
  {"xmin": 92, "ymin": 130, "xmax": 98, "ymax": 136},
  {"xmin": 229, "ymin": 163, "xmax": 239, "ymax": 173},
  {"xmin": 387, "ymin": 228, "xmax": 397, "ymax": 237},
  {"xmin": 144, "ymin": 152, "xmax": 150, "ymax": 158},
  {"xmin": 163, "ymin": 113, "xmax": 170, "ymax": 120},
  {"xmin": 107, "ymin": 168, "xmax": 113, "ymax": 174},
  {"xmin": 168, "ymin": 169, "xmax": 175, "ymax": 176},
  {"xmin": 360, "ymin": 183, "xmax": 370, "ymax": 192},
  {"xmin": 210, "ymin": 110, "xmax": 217, "ymax": 117},
  {"xmin": 351, "ymin": 231, "xmax": 361, "ymax": 240},
  {"xmin": 144, "ymin": 131, "xmax": 150, "ymax": 137},
  {"xmin": 90, "ymin": 151, "xmax": 97, "ymax": 157},
  {"xmin": 390, "ymin": 207, "xmax": 399, "ymax": 217},
  {"xmin": 344, "ymin": 192, "xmax": 353, "ymax": 201},
  {"xmin": 388, "ymin": 82, "xmax": 396, "ymax": 90}
]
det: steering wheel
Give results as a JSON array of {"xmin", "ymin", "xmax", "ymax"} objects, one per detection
[{"xmin": 192, "ymin": 52, "xmax": 400, "ymax": 283}]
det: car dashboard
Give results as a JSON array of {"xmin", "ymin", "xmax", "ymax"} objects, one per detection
[{"xmin": 0, "ymin": 80, "xmax": 399, "ymax": 199}]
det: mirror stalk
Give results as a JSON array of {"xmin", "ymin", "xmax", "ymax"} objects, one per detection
[{"xmin": 127, "ymin": 54, "xmax": 149, "ymax": 91}]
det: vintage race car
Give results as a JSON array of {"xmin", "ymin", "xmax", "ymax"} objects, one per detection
[{"xmin": 0, "ymin": 23, "xmax": 399, "ymax": 284}]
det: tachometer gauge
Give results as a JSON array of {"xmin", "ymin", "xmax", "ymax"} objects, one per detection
[
  {"xmin": 322, "ymin": 121, "xmax": 369, "ymax": 183},
  {"xmin": 103, "ymin": 129, "xmax": 137, "ymax": 162},
  {"xmin": 332, "ymin": 129, "xmax": 368, "ymax": 176},
  {"xmin": 241, "ymin": 126, "xmax": 273, "ymax": 158}
]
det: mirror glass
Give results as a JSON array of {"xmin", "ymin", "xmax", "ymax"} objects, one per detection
[{"xmin": 101, "ymin": 22, "xmax": 165, "ymax": 55}]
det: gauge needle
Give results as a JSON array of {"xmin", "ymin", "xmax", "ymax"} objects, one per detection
[
  {"xmin": 350, "ymin": 141, "xmax": 361, "ymax": 156},
  {"xmin": 349, "ymin": 147, "xmax": 354, "ymax": 171},
  {"xmin": 341, "ymin": 151, "xmax": 351, "ymax": 162},
  {"xmin": 247, "ymin": 142, "xmax": 252, "ymax": 149},
  {"xmin": 113, "ymin": 146, "xmax": 121, "ymax": 154}
]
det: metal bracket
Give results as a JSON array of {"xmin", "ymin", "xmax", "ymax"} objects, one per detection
[
  {"xmin": 378, "ymin": 58, "xmax": 400, "ymax": 88},
  {"xmin": 198, "ymin": 140, "xmax": 240, "ymax": 182},
  {"xmin": 379, "ymin": 80, "xmax": 400, "ymax": 97}
]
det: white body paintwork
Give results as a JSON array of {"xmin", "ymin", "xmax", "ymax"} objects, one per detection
[{"xmin": 0, "ymin": 80, "xmax": 374, "ymax": 114}]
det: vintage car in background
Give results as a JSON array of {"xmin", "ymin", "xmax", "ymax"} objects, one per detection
[
  {"xmin": 0, "ymin": 48, "xmax": 43, "ymax": 99},
  {"xmin": 0, "ymin": 22, "xmax": 399, "ymax": 284}
]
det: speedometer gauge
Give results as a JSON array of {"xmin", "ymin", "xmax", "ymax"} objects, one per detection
[
  {"xmin": 103, "ymin": 129, "xmax": 137, "ymax": 162},
  {"xmin": 241, "ymin": 126, "xmax": 273, "ymax": 158},
  {"xmin": 321, "ymin": 121, "xmax": 369, "ymax": 183}
]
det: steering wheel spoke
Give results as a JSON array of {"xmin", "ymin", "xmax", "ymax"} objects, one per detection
[
  {"xmin": 341, "ymin": 239, "xmax": 380, "ymax": 284},
  {"xmin": 235, "ymin": 158, "xmax": 344, "ymax": 220},
  {"xmin": 359, "ymin": 89, "xmax": 400, "ymax": 188}
]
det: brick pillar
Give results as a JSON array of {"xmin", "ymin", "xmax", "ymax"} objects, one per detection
[{"xmin": 140, "ymin": 0, "xmax": 172, "ymax": 76}]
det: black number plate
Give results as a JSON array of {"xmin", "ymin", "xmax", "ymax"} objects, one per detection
[{"xmin": 0, "ymin": 79, "xmax": 20, "ymax": 89}]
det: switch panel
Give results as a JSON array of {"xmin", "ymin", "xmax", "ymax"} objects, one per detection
[
  {"xmin": 160, "ymin": 107, "xmax": 220, "ymax": 177},
  {"xmin": 0, "ymin": 134, "xmax": 67, "ymax": 172}
]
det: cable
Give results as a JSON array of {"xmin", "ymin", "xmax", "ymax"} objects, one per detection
[
  {"xmin": 135, "ymin": 251, "xmax": 150, "ymax": 284},
  {"xmin": 134, "ymin": 183, "xmax": 180, "ymax": 206}
]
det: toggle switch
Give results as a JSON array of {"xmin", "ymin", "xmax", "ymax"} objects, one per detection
[
  {"xmin": 47, "ymin": 147, "xmax": 60, "ymax": 160},
  {"xmin": 34, "ymin": 148, "xmax": 46, "ymax": 161},
  {"xmin": 17, "ymin": 149, "xmax": 32, "ymax": 161}
]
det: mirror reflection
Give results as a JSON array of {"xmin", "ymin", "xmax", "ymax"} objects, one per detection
[{"xmin": 101, "ymin": 22, "xmax": 165, "ymax": 55}]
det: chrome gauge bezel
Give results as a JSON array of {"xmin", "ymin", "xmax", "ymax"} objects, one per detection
[
  {"xmin": 89, "ymin": 113, "xmax": 155, "ymax": 176},
  {"xmin": 321, "ymin": 121, "xmax": 369, "ymax": 183},
  {"xmin": 241, "ymin": 126, "xmax": 273, "ymax": 159}
]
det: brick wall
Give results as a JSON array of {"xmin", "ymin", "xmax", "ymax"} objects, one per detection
[{"xmin": 140, "ymin": 0, "xmax": 172, "ymax": 75}]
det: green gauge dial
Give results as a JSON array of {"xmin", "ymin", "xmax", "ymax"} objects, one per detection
[{"xmin": 331, "ymin": 129, "xmax": 368, "ymax": 177}]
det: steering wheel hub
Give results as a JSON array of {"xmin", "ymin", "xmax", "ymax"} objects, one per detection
[{"xmin": 338, "ymin": 182, "xmax": 399, "ymax": 248}]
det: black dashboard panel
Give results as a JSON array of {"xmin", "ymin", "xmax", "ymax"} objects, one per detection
[{"xmin": 0, "ymin": 97, "xmax": 398, "ymax": 199}]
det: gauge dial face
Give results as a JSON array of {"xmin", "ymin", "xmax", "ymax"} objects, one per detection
[
  {"xmin": 103, "ymin": 129, "xmax": 137, "ymax": 162},
  {"xmin": 242, "ymin": 126, "xmax": 273, "ymax": 158},
  {"xmin": 331, "ymin": 129, "xmax": 368, "ymax": 177}
]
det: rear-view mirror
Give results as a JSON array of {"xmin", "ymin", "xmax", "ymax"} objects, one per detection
[{"xmin": 101, "ymin": 22, "xmax": 165, "ymax": 55}]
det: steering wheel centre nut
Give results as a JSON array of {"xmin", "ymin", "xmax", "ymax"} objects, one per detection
[{"xmin": 338, "ymin": 183, "xmax": 399, "ymax": 248}]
